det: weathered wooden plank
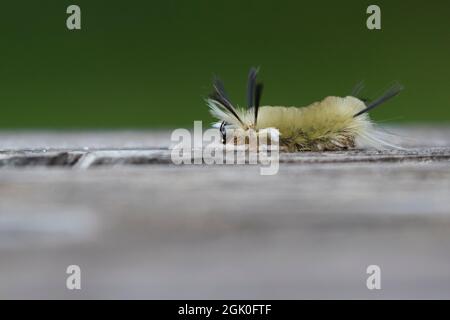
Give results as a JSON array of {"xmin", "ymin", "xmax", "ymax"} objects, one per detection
[
  {"xmin": 0, "ymin": 127, "xmax": 450, "ymax": 299},
  {"xmin": 1, "ymin": 147, "xmax": 450, "ymax": 168}
]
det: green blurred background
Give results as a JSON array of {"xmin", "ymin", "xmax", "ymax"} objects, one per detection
[{"xmin": 0, "ymin": 0, "xmax": 449, "ymax": 128}]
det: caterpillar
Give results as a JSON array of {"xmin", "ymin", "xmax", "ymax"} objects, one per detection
[{"xmin": 207, "ymin": 68, "xmax": 403, "ymax": 152}]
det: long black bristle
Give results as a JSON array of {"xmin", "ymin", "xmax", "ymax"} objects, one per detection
[
  {"xmin": 211, "ymin": 78, "xmax": 245, "ymax": 126},
  {"xmin": 254, "ymin": 82, "xmax": 263, "ymax": 126},
  {"xmin": 247, "ymin": 67, "xmax": 258, "ymax": 109},
  {"xmin": 353, "ymin": 82, "xmax": 404, "ymax": 118},
  {"xmin": 213, "ymin": 77, "xmax": 229, "ymax": 101},
  {"xmin": 351, "ymin": 80, "xmax": 365, "ymax": 97}
]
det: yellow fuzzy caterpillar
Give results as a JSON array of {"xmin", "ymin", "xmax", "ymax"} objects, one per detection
[{"xmin": 207, "ymin": 68, "xmax": 403, "ymax": 152}]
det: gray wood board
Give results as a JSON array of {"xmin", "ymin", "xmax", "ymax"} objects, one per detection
[{"xmin": 1, "ymin": 126, "xmax": 450, "ymax": 299}]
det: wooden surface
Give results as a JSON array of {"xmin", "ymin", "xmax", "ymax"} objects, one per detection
[{"xmin": 1, "ymin": 126, "xmax": 450, "ymax": 299}]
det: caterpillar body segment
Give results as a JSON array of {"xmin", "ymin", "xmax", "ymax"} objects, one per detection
[{"xmin": 207, "ymin": 68, "xmax": 403, "ymax": 152}]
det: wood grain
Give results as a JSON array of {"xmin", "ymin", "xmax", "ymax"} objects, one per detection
[{"xmin": 0, "ymin": 126, "xmax": 450, "ymax": 299}]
